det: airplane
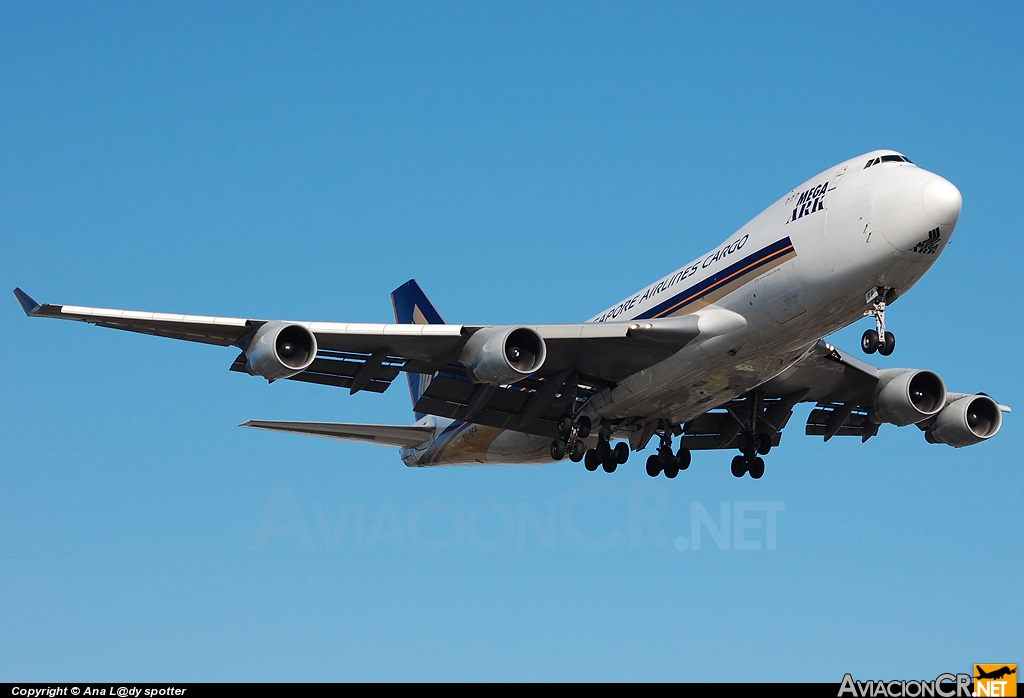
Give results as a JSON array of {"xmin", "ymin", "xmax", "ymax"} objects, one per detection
[
  {"xmin": 14, "ymin": 149, "xmax": 1011, "ymax": 479},
  {"xmin": 975, "ymin": 667, "xmax": 1016, "ymax": 681}
]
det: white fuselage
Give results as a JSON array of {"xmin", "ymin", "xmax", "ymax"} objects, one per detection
[{"xmin": 403, "ymin": 150, "xmax": 963, "ymax": 465}]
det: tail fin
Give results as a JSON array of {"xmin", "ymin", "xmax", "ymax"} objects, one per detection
[{"xmin": 391, "ymin": 280, "xmax": 446, "ymax": 418}]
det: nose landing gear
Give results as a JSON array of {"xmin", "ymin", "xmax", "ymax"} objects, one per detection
[{"xmin": 862, "ymin": 287, "xmax": 897, "ymax": 356}]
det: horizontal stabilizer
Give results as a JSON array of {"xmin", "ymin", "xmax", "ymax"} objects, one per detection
[{"xmin": 240, "ymin": 420, "xmax": 435, "ymax": 448}]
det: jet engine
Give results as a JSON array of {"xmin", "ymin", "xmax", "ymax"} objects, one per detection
[
  {"xmin": 872, "ymin": 368, "xmax": 946, "ymax": 426},
  {"xmin": 460, "ymin": 326, "xmax": 546, "ymax": 385},
  {"xmin": 245, "ymin": 321, "xmax": 318, "ymax": 381},
  {"xmin": 925, "ymin": 394, "xmax": 1003, "ymax": 447}
]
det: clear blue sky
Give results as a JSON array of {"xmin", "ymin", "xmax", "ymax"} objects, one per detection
[{"xmin": 2, "ymin": 1, "xmax": 1021, "ymax": 681}]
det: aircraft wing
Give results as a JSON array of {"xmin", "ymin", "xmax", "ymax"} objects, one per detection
[
  {"xmin": 759, "ymin": 340, "xmax": 881, "ymax": 406},
  {"xmin": 672, "ymin": 341, "xmax": 885, "ymax": 450},
  {"xmin": 677, "ymin": 340, "xmax": 1009, "ymax": 450},
  {"xmin": 14, "ymin": 288, "xmax": 746, "ymax": 437}
]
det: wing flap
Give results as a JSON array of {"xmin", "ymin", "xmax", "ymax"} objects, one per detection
[{"xmin": 680, "ymin": 395, "xmax": 796, "ymax": 450}]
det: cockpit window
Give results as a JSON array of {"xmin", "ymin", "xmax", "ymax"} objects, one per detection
[{"xmin": 864, "ymin": 154, "xmax": 913, "ymax": 168}]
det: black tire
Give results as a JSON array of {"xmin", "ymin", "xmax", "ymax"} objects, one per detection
[
  {"xmin": 570, "ymin": 440, "xmax": 586, "ymax": 462},
  {"xmin": 602, "ymin": 458, "xmax": 617, "ymax": 473},
  {"xmin": 664, "ymin": 465, "xmax": 678, "ymax": 479},
  {"xmin": 658, "ymin": 447, "xmax": 673, "ymax": 466},
  {"xmin": 550, "ymin": 438, "xmax": 567, "ymax": 461},
  {"xmin": 584, "ymin": 449, "xmax": 599, "ymax": 471},
  {"xmin": 731, "ymin": 455, "xmax": 747, "ymax": 478},
  {"xmin": 676, "ymin": 448, "xmax": 691, "ymax": 470},
  {"xmin": 558, "ymin": 415, "xmax": 574, "ymax": 437},
  {"xmin": 861, "ymin": 329, "xmax": 879, "ymax": 354},
  {"xmin": 596, "ymin": 440, "xmax": 610, "ymax": 461},
  {"xmin": 756, "ymin": 433, "xmax": 772, "ymax": 455},
  {"xmin": 879, "ymin": 331, "xmax": 896, "ymax": 356},
  {"xmin": 613, "ymin": 442, "xmax": 630, "ymax": 464},
  {"xmin": 749, "ymin": 457, "xmax": 765, "ymax": 479},
  {"xmin": 576, "ymin": 416, "xmax": 592, "ymax": 439},
  {"xmin": 646, "ymin": 454, "xmax": 660, "ymax": 478}
]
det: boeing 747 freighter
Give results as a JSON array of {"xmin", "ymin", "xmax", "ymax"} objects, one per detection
[{"xmin": 15, "ymin": 150, "xmax": 1009, "ymax": 479}]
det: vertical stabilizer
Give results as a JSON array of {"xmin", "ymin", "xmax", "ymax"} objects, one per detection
[{"xmin": 391, "ymin": 280, "xmax": 446, "ymax": 418}]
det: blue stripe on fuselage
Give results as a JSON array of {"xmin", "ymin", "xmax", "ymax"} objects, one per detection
[{"xmin": 634, "ymin": 237, "xmax": 795, "ymax": 321}]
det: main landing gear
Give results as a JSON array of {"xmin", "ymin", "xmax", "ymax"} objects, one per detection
[
  {"xmin": 550, "ymin": 414, "xmax": 590, "ymax": 463},
  {"xmin": 730, "ymin": 431, "xmax": 769, "ymax": 479},
  {"xmin": 861, "ymin": 287, "xmax": 896, "ymax": 357},
  {"xmin": 728, "ymin": 391, "xmax": 772, "ymax": 479},
  {"xmin": 582, "ymin": 423, "xmax": 629, "ymax": 473},
  {"xmin": 550, "ymin": 416, "xmax": 630, "ymax": 473},
  {"xmin": 645, "ymin": 430, "xmax": 691, "ymax": 479}
]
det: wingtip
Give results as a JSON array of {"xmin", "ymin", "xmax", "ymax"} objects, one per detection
[{"xmin": 13, "ymin": 287, "xmax": 42, "ymax": 316}]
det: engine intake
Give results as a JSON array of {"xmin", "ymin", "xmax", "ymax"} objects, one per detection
[
  {"xmin": 872, "ymin": 369, "xmax": 946, "ymax": 426},
  {"xmin": 925, "ymin": 395, "xmax": 1002, "ymax": 448},
  {"xmin": 245, "ymin": 322, "xmax": 318, "ymax": 381},
  {"xmin": 460, "ymin": 326, "xmax": 547, "ymax": 385}
]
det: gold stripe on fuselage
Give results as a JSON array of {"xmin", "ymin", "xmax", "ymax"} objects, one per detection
[{"xmin": 655, "ymin": 243, "xmax": 797, "ymax": 318}]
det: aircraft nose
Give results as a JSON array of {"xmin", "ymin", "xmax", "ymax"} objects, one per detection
[
  {"xmin": 922, "ymin": 176, "xmax": 962, "ymax": 226},
  {"xmin": 873, "ymin": 168, "xmax": 961, "ymax": 259}
]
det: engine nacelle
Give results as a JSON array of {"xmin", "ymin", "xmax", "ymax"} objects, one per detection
[
  {"xmin": 872, "ymin": 368, "xmax": 946, "ymax": 426},
  {"xmin": 460, "ymin": 326, "xmax": 546, "ymax": 385},
  {"xmin": 925, "ymin": 395, "xmax": 1003, "ymax": 448},
  {"xmin": 245, "ymin": 322, "xmax": 318, "ymax": 381}
]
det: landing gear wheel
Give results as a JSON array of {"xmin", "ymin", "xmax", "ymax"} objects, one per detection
[
  {"xmin": 756, "ymin": 433, "xmax": 772, "ymax": 456},
  {"xmin": 676, "ymin": 448, "xmax": 691, "ymax": 470},
  {"xmin": 576, "ymin": 416, "xmax": 592, "ymax": 439},
  {"xmin": 646, "ymin": 454, "xmax": 661, "ymax": 478},
  {"xmin": 550, "ymin": 438, "xmax": 567, "ymax": 460},
  {"xmin": 749, "ymin": 457, "xmax": 765, "ymax": 479},
  {"xmin": 602, "ymin": 457, "xmax": 617, "ymax": 473},
  {"xmin": 584, "ymin": 449, "xmax": 599, "ymax": 471},
  {"xmin": 664, "ymin": 465, "xmax": 679, "ymax": 479},
  {"xmin": 613, "ymin": 442, "xmax": 630, "ymax": 464},
  {"xmin": 731, "ymin": 455, "xmax": 747, "ymax": 478},
  {"xmin": 595, "ymin": 440, "xmax": 610, "ymax": 462},
  {"xmin": 569, "ymin": 440, "xmax": 586, "ymax": 462},
  {"xmin": 749, "ymin": 456, "xmax": 765, "ymax": 478},
  {"xmin": 861, "ymin": 329, "xmax": 879, "ymax": 354},
  {"xmin": 557, "ymin": 415, "xmax": 574, "ymax": 437},
  {"xmin": 738, "ymin": 432, "xmax": 756, "ymax": 454},
  {"xmin": 658, "ymin": 448, "xmax": 674, "ymax": 466},
  {"xmin": 878, "ymin": 331, "xmax": 896, "ymax": 356}
]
